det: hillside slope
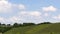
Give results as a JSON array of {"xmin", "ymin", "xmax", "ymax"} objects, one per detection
[{"xmin": 4, "ymin": 24, "xmax": 60, "ymax": 34}]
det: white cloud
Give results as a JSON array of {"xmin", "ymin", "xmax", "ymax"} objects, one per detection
[
  {"xmin": 0, "ymin": 11, "xmax": 42, "ymax": 24},
  {"xmin": 0, "ymin": 0, "xmax": 42, "ymax": 24},
  {"xmin": 29, "ymin": 11, "xmax": 41, "ymax": 16},
  {"xmin": 53, "ymin": 15, "xmax": 60, "ymax": 19},
  {"xmin": 0, "ymin": 17, "xmax": 8, "ymax": 24},
  {"xmin": 0, "ymin": 17, "xmax": 9, "ymax": 24},
  {"xmin": 20, "ymin": 11, "xmax": 27, "ymax": 15},
  {"xmin": 19, "ymin": 11, "xmax": 41, "ymax": 17},
  {"xmin": 0, "ymin": 16, "xmax": 22, "ymax": 24},
  {"xmin": 0, "ymin": 0, "xmax": 7, "ymax": 1},
  {"xmin": 0, "ymin": 0, "xmax": 26, "ymax": 13},
  {"xmin": 42, "ymin": 6, "xmax": 57, "ymax": 12},
  {"xmin": 18, "ymin": 4, "xmax": 25, "ymax": 10},
  {"xmin": 0, "ymin": 0, "xmax": 12, "ymax": 13},
  {"xmin": 44, "ymin": 13, "xmax": 49, "ymax": 16},
  {"xmin": 0, "ymin": 17, "xmax": 5, "ymax": 23},
  {"xmin": 9, "ymin": 16, "xmax": 21, "ymax": 23}
]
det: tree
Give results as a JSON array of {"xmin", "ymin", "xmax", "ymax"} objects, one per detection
[
  {"xmin": 23, "ymin": 23, "xmax": 35, "ymax": 26},
  {"xmin": 43, "ymin": 22, "xmax": 51, "ymax": 24},
  {"xmin": 7, "ymin": 24, "xmax": 11, "ymax": 27},
  {"xmin": 0, "ymin": 23, "xmax": 1, "ymax": 26},
  {"xmin": 38, "ymin": 22, "xmax": 51, "ymax": 25},
  {"xmin": 13, "ymin": 23, "xmax": 19, "ymax": 27}
]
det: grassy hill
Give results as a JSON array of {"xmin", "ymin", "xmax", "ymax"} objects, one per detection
[{"xmin": 4, "ymin": 23, "xmax": 60, "ymax": 34}]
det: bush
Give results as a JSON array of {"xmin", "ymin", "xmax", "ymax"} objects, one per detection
[
  {"xmin": 23, "ymin": 23, "xmax": 35, "ymax": 26},
  {"xmin": 38, "ymin": 22, "xmax": 51, "ymax": 25}
]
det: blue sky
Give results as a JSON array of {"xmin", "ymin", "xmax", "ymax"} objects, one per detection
[{"xmin": 0, "ymin": 0, "xmax": 60, "ymax": 24}]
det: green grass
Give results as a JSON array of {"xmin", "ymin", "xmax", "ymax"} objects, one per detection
[{"xmin": 4, "ymin": 23, "xmax": 60, "ymax": 34}]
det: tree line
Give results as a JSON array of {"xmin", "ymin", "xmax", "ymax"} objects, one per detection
[
  {"xmin": 0, "ymin": 22, "xmax": 52, "ymax": 27},
  {"xmin": 0, "ymin": 22, "xmax": 52, "ymax": 33}
]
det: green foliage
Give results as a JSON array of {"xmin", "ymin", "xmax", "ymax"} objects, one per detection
[
  {"xmin": 23, "ymin": 23, "xmax": 35, "ymax": 26},
  {"xmin": 4, "ymin": 23, "xmax": 60, "ymax": 34},
  {"xmin": 0, "ymin": 22, "xmax": 60, "ymax": 34},
  {"xmin": 0, "ymin": 26, "xmax": 12, "ymax": 33},
  {"xmin": 38, "ymin": 22, "xmax": 51, "ymax": 25},
  {"xmin": 13, "ymin": 23, "xmax": 19, "ymax": 27},
  {"xmin": 4, "ymin": 24, "xmax": 51, "ymax": 34}
]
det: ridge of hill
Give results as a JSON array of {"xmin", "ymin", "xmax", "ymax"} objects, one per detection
[{"xmin": 4, "ymin": 23, "xmax": 60, "ymax": 34}]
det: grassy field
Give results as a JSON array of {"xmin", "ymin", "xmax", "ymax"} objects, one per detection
[{"xmin": 4, "ymin": 23, "xmax": 60, "ymax": 34}]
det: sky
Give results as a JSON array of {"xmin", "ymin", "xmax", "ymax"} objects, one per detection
[{"xmin": 0, "ymin": 0, "xmax": 60, "ymax": 24}]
